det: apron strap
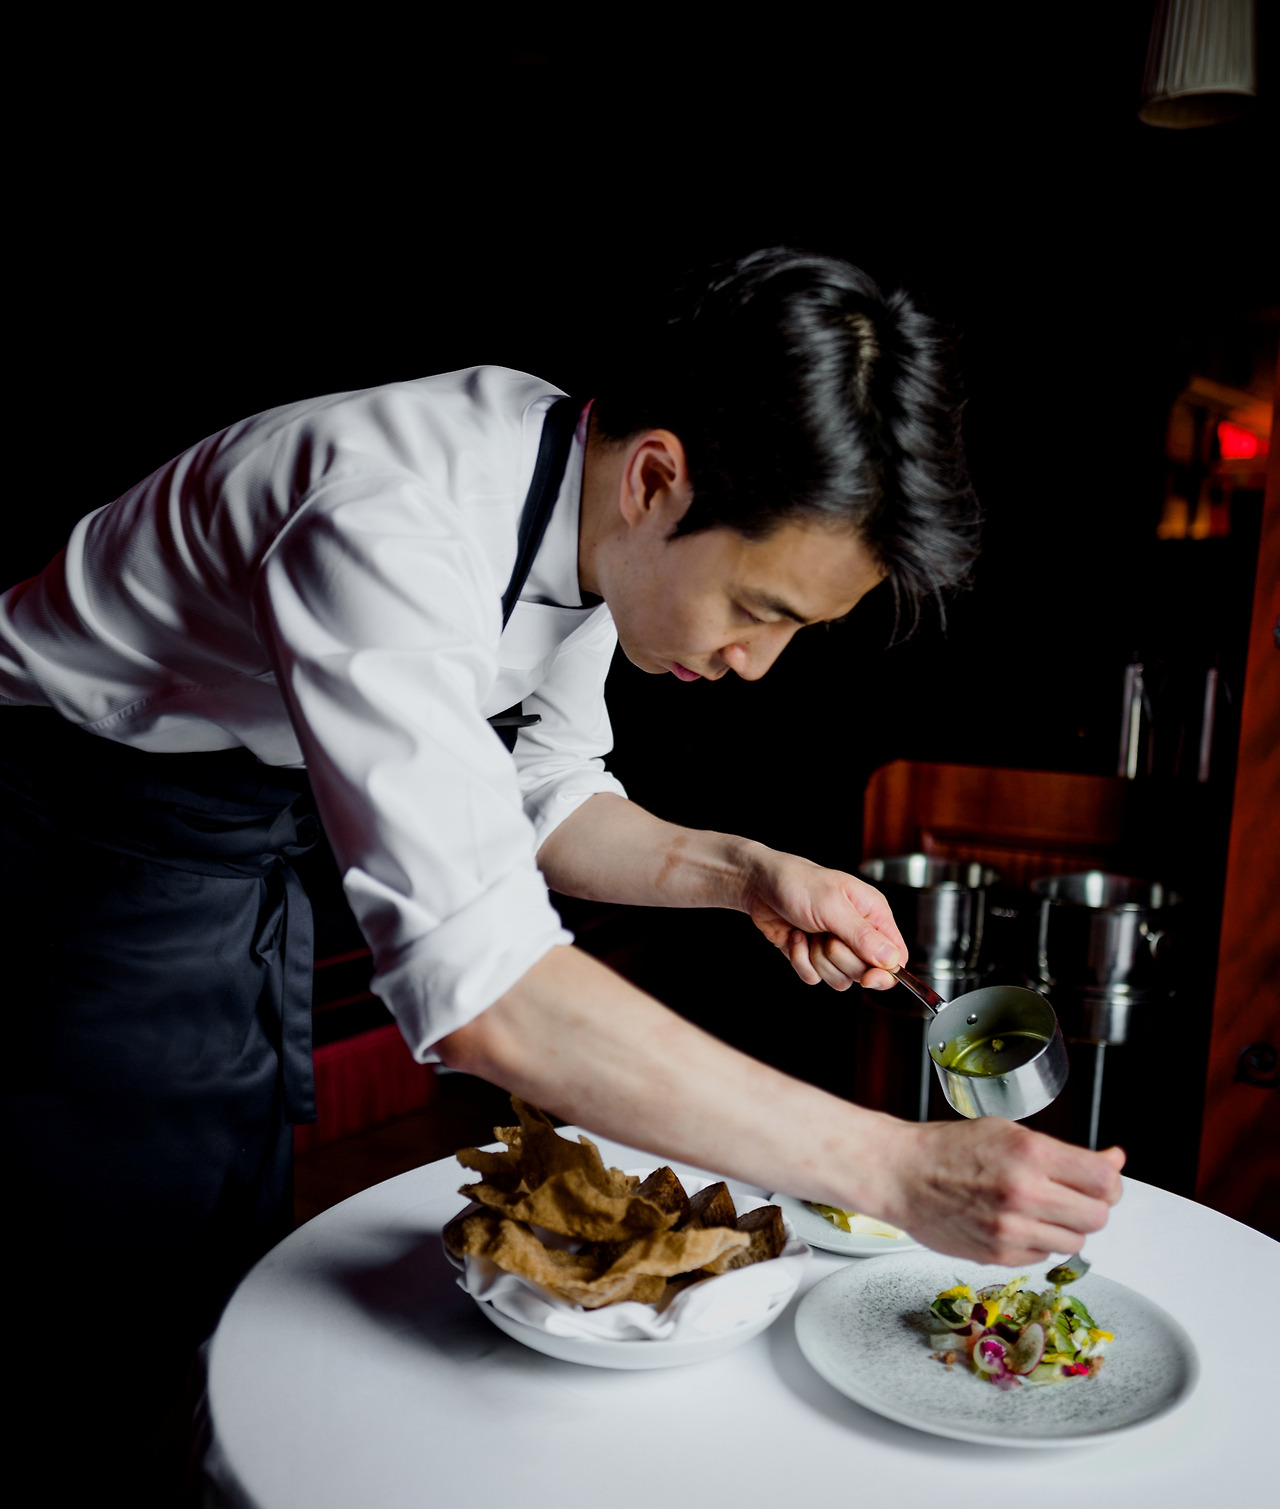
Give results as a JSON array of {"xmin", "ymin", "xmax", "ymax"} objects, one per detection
[
  {"xmin": 501, "ymin": 395, "xmax": 584, "ymax": 628},
  {"xmin": 489, "ymin": 394, "xmax": 584, "ymax": 750},
  {"xmin": 251, "ymin": 846, "xmax": 318, "ymax": 1125}
]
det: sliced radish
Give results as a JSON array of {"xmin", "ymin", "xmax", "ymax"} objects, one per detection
[
  {"xmin": 1006, "ymin": 1322, "xmax": 1046, "ymax": 1375},
  {"xmin": 973, "ymin": 1335, "xmax": 1009, "ymax": 1374}
]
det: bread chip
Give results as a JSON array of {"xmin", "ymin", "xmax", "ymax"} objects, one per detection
[
  {"xmin": 680, "ymin": 1180, "xmax": 738, "ymax": 1230},
  {"xmin": 633, "ymin": 1166, "xmax": 690, "ymax": 1221},
  {"xmin": 700, "ymin": 1204, "xmax": 787, "ymax": 1276}
]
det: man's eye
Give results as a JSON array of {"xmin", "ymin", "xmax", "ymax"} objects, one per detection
[{"xmin": 740, "ymin": 606, "xmax": 763, "ymax": 624}]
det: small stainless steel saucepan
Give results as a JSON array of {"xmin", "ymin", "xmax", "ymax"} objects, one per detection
[{"xmin": 892, "ymin": 967, "xmax": 1070, "ymax": 1121}]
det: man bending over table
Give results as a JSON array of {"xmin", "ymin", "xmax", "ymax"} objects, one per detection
[{"xmin": 0, "ymin": 248, "xmax": 1123, "ymax": 1498}]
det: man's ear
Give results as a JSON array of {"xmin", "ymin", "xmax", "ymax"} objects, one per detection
[{"xmin": 618, "ymin": 429, "xmax": 691, "ymax": 530}]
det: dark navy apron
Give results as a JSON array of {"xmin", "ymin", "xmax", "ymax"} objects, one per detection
[{"xmin": 0, "ymin": 394, "xmax": 583, "ymax": 1489}]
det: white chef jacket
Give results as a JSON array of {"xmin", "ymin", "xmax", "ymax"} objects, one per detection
[{"xmin": 0, "ymin": 365, "xmax": 627, "ymax": 1059}]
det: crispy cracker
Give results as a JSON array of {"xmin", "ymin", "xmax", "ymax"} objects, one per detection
[
  {"xmin": 509, "ymin": 1099, "xmax": 638, "ymax": 1199},
  {"xmin": 445, "ymin": 1202, "xmax": 750, "ymax": 1308},
  {"xmin": 597, "ymin": 1223, "xmax": 748, "ymax": 1279},
  {"xmin": 558, "ymin": 1272, "xmax": 670, "ymax": 1308},
  {"xmin": 455, "ymin": 1146, "xmax": 526, "ymax": 1194},
  {"xmin": 450, "ymin": 1099, "xmax": 781, "ymax": 1310},
  {"xmin": 442, "ymin": 1206, "xmax": 597, "ymax": 1280},
  {"xmin": 460, "ymin": 1170, "xmax": 679, "ymax": 1242}
]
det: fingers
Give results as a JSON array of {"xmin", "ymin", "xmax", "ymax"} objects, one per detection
[
  {"xmin": 1017, "ymin": 1186, "xmax": 1113, "ymax": 1242},
  {"xmin": 896, "ymin": 1120, "xmax": 1123, "ymax": 1265},
  {"xmin": 972, "ymin": 1225, "xmax": 1093, "ymax": 1267},
  {"xmin": 1039, "ymin": 1136, "xmax": 1127, "ymax": 1205},
  {"xmin": 808, "ymin": 934, "xmax": 860, "ymax": 990},
  {"xmin": 860, "ymin": 967, "xmax": 898, "ymax": 991},
  {"xmin": 845, "ymin": 877, "xmax": 909, "ymax": 962},
  {"xmin": 759, "ymin": 862, "xmax": 905, "ymax": 978},
  {"xmin": 806, "ymin": 880, "xmax": 902, "ymax": 972},
  {"xmin": 939, "ymin": 1201, "xmax": 1110, "ymax": 1268},
  {"xmin": 785, "ymin": 929, "xmax": 822, "ymax": 986},
  {"xmin": 802, "ymin": 934, "xmax": 897, "ymax": 992}
]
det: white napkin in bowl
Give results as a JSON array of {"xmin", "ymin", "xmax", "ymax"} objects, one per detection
[{"xmin": 448, "ymin": 1183, "xmax": 810, "ymax": 1342}]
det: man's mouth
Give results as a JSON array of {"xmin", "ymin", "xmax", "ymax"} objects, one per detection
[{"xmin": 669, "ymin": 662, "xmax": 702, "ymax": 682}]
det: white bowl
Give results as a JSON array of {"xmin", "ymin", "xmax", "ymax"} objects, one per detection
[
  {"xmin": 451, "ymin": 1172, "xmax": 808, "ymax": 1368},
  {"xmin": 475, "ymin": 1286, "xmax": 793, "ymax": 1369}
]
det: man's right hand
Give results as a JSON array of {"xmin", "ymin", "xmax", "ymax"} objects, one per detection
[{"xmin": 872, "ymin": 1117, "xmax": 1126, "ymax": 1266}]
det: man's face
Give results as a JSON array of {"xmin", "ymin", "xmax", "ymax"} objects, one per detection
[{"xmin": 607, "ymin": 519, "xmax": 885, "ymax": 683}]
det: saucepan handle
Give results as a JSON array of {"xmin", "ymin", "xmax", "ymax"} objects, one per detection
[{"xmin": 892, "ymin": 966, "xmax": 948, "ymax": 1016}]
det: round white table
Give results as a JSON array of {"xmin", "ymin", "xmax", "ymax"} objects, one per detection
[{"xmin": 207, "ymin": 1131, "xmax": 1278, "ymax": 1508}]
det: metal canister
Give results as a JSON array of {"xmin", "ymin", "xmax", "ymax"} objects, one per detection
[
  {"xmin": 1030, "ymin": 872, "xmax": 1179, "ymax": 1018},
  {"xmin": 858, "ymin": 855, "xmax": 1000, "ymax": 978}
]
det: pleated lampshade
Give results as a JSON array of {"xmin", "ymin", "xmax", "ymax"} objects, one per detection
[{"xmin": 1140, "ymin": 0, "xmax": 1257, "ymax": 127}]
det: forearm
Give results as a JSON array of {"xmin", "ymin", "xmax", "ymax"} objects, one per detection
[
  {"xmin": 438, "ymin": 943, "xmax": 904, "ymax": 1215},
  {"xmin": 536, "ymin": 792, "xmax": 763, "ymax": 912}
]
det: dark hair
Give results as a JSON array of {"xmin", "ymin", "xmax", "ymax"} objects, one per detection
[{"xmin": 593, "ymin": 248, "xmax": 981, "ymax": 631}]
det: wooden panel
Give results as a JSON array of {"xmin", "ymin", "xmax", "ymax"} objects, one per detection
[
  {"xmin": 1197, "ymin": 380, "xmax": 1280, "ymax": 1238},
  {"xmin": 294, "ymin": 1024, "xmax": 439, "ymax": 1153},
  {"xmin": 863, "ymin": 761, "xmax": 1128, "ymax": 884}
]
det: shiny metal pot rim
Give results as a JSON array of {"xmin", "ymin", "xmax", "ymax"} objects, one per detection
[
  {"xmin": 926, "ymin": 986, "xmax": 1069, "ymax": 1122},
  {"xmin": 861, "ymin": 854, "xmax": 1002, "ymax": 891},
  {"xmin": 1030, "ymin": 870, "xmax": 1181, "ymax": 913},
  {"xmin": 895, "ymin": 971, "xmax": 1070, "ymax": 1121}
]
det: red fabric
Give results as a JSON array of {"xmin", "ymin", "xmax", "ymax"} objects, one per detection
[{"xmin": 294, "ymin": 1025, "xmax": 438, "ymax": 1152}]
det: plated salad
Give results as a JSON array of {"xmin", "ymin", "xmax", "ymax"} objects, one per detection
[{"xmin": 928, "ymin": 1274, "xmax": 1113, "ymax": 1388}]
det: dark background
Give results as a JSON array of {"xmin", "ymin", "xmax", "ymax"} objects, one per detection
[{"xmin": 9, "ymin": 8, "xmax": 1277, "ymax": 1186}]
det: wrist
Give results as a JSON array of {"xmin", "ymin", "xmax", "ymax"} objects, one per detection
[
  {"xmin": 725, "ymin": 834, "xmax": 773, "ymax": 913},
  {"xmin": 824, "ymin": 1108, "xmax": 921, "ymax": 1225}
]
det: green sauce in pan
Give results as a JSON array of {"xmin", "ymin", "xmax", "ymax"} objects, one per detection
[{"xmin": 932, "ymin": 1030, "xmax": 1049, "ymax": 1078}]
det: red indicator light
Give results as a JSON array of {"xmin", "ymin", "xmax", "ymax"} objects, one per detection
[{"xmin": 1217, "ymin": 421, "xmax": 1264, "ymax": 460}]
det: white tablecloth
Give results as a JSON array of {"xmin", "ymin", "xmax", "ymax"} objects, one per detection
[{"xmin": 206, "ymin": 1131, "xmax": 1278, "ymax": 1508}]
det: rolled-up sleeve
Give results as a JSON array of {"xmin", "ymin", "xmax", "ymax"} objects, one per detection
[
  {"xmin": 513, "ymin": 607, "xmax": 629, "ymax": 853},
  {"xmin": 253, "ymin": 477, "xmax": 571, "ymax": 1061}
]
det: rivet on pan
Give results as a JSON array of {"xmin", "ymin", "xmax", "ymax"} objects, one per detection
[{"xmin": 966, "ymin": 1014, "xmax": 978, "ymax": 1025}]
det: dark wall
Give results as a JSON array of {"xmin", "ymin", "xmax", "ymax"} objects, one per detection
[
  {"xmin": 9, "ymin": 12, "xmax": 1277, "ymax": 1172},
  {"xmin": 13, "ymin": 10, "xmax": 1273, "ymax": 767}
]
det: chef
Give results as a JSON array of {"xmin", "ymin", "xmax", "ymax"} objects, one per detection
[{"xmin": 1, "ymin": 249, "xmax": 1123, "ymax": 1489}]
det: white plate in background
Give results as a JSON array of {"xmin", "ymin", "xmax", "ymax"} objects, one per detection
[{"xmin": 769, "ymin": 1191, "xmax": 919, "ymax": 1256}]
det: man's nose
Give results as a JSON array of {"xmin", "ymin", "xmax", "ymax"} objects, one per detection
[{"xmin": 719, "ymin": 630, "xmax": 792, "ymax": 681}]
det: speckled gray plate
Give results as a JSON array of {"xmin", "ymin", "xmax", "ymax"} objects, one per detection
[
  {"xmin": 770, "ymin": 1192, "xmax": 919, "ymax": 1256},
  {"xmin": 795, "ymin": 1251, "xmax": 1199, "ymax": 1446}
]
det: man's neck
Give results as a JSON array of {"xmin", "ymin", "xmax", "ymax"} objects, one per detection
[{"xmin": 577, "ymin": 413, "xmax": 624, "ymax": 602}]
